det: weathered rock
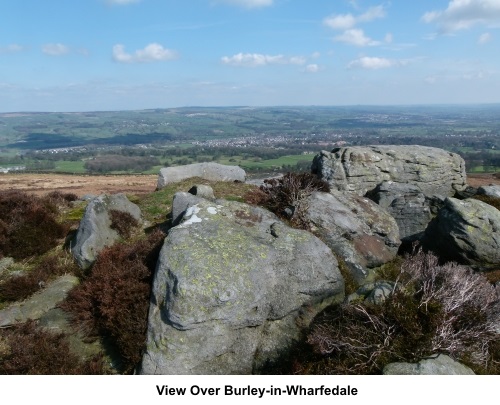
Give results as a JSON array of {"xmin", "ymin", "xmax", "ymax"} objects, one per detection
[
  {"xmin": 71, "ymin": 194, "xmax": 141, "ymax": 270},
  {"xmin": 368, "ymin": 181, "xmax": 433, "ymax": 241},
  {"xmin": 383, "ymin": 354, "xmax": 475, "ymax": 375},
  {"xmin": 424, "ymin": 197, "xmax": 500, "ymax": 269},
  {"xmin": 139, "ymin": 199, "xmax": 344, "ymax": 374},
  {"xmin": 478, "ymin": 185, "xmax": 500, "ymax": 198},
  {"xmin": 38, "ymin": 308, "xmax": 104, "ymax": 361},
  {"xmin": 171, "ymin": 192, "xmax": 204, "ymax": 226},
  {"xmin": 348, "ymin": 281, "xmax": 395, "ymax": 305},
  {"xmin": 157, "ymin": 163, "xmax": 246, "ymax": 189},
  {"xmin": 304, "ymin": 190, "xmax": 400, "ymax": 284},
  {"xmin": 312, "ymin": 145, "xmax": 467, "ymax": 197},
  {"xmin": 0, "ymin": 275, "xmax": 79, "ymax": 327},
  {"xmin": 188, "ymin": 184, "xmax": 215, "ymax": 200}
]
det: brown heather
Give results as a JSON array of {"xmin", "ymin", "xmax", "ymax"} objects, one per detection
[{"xmin": 61, "ymin": 228, "xmax": 165, "ymax": 373}]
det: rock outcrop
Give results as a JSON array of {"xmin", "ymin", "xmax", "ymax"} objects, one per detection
[
  {"xmin": 424, "ymin": 197, "xmax": 500, "ymax": 269},
  {"xmin": 157, "ymin": 163, "xmax": 246, "ymax": 189},
  {"xmin": 304, "ymin": 190, "xmax": 400, "ymax": 284},
  {"xmin": 139, "ymin": 198, "xmax": 344, "ymax": 374},
  {"xmin": 0, "ymin": 275, "xmax": 79, "ymax": 327},
  {"xmin": 383, "ymin": 354, "xmax": 475, "ymax": 375},
  {"xmin": 368, "ymin": 181, "xmax": 433, "ymax": 241},
  {"xmin": 71, "ymin": 194, "xmax": 141, "ymax": 270},
  {"xmin": 312, "ymin": 145, "xmax": 467, "ymax": 197}
]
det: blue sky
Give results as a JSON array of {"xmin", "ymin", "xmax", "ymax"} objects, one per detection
[{"xmin": 1, "ymin": 0, "xmax": 500, "ymax": 111}]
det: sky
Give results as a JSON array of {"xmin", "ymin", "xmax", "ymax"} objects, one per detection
[{"xmin": 1, "ymin": 0, "xmax": 500, "ymax": 112}]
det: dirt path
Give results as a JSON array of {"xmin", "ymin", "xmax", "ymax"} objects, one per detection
[{"xmin": 0, "ymin": 173, "xmax": 158, "ymax": 197}]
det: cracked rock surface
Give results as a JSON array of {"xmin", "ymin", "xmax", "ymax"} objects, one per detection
[
  {"xmin": 424, "ymin": 197, "xmax": 500, "ymax": 269},
  {"xmin": 312, "ymin": 145, "xmax": 466, "ymax": 197},
  {"xmin": 139, "ymin": 198, "xmax": 344, "ymax": 374}
]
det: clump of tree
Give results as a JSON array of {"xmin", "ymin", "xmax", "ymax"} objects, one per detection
[
  {"xmin": 84, "ymin": 155, "xmax": 160, "ymax": 173},
  {"xmin": 299, "ymin": 250, "xmax": 500, "ymax": 374}
]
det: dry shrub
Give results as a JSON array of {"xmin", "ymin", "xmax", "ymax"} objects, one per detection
[
  {"xmin": 245, "ymin": 172, "xmax": 330, "ymax": 229},
  {"xmin": 0, "ymin": 320, "xmax": 107, "ymax": 375},
  {"xmin": 0, "ymin": 254, "xmax": 77, "ymax": 303},
  {"xmin": 61, "ymin": 229, "xmax": 165, "ymax": 373},
  {"xmin": 305, "ymin": 250, "xmax": 500, "ymax": 374},
  {"xmin": 42, "ymin": 190, "xmax": 79, "ymax": 207},
  {"xmin": 109, "ymin": 209, "xmax": 139, "ymax": 239},
  {"xmin": 0, "ymin": 190, "xmax": 67, "ymax": 260}
]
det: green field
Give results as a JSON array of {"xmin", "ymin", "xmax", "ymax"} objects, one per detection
[{"xmin": 2, "ymin": 105, "xmax": 500, "ymax": 174}]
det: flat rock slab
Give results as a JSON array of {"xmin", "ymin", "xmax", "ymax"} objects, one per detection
[
  {"xmin": 0, "ymin": 274, "xmax": 79, "ymax": 327},
  {"xmin": 157, "ymin": 163, "xmax": 246, "ymax": 189}
]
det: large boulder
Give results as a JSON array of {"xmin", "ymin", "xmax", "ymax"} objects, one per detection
[
  {"xmin": 157, "ymin": 163, "xmax": 246, "ymax": 189},
  {"xmin": 304, "ymin": 190, "xmax": 400, "ymax": 284},
  {"xmin": 312, "ymin": 145, "xmax": 467, "ymax": 197},
  {"xmin": 71, "ymin": 194, "xmax": 141, "ymax": 270},
  {"xmin": 368, "ymin": 181, "xmax": 433, "ymax": 241},
  {"xmin": 424, "ymin": 197, "xmax": 500, "ymax": 269},
  {"xmin": 383, "ymin": 354, "xmax": 475, "ymax": 375},
  {"xmin": 139, "ymin": 199, "xmax": 344, "ymax": 374}
]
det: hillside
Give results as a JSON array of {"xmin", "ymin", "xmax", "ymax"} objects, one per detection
[{"xmin": 1, "ymin": 149, "xmax": 499, "ymax": 375}]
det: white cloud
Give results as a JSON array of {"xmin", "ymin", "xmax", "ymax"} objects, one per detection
[
  {"xmin": 215, "ymin": 0, "xmax": 273, "ymax": 8},
  {"xmin": 221, "ymin": 52, "xmax": 306, "ymax": 67},
  {"xmin": 348, "ymin": 56, "xmax": 400, "ymax": 69},
  {"xmin": 324, "ymin": 14, "xmax": 357, "ymax": 30},
  {"xmin": 334, "ymin": 29, "xmax": 380, "ymax": 46},
  {"xmin": 323, "ymin": 5, "xmax": 386, "ymax": 30},
  {"xmin": 385, "ymin": 33, "xmax": 393, "ymax": 43},
  {"xmin": 0, "ymin": 44, "xmax": 24, "ymax": 54},
  {"xmin": 422, "ymin": 0, "xmax": 500, "ymax": 33},
  {"xmin": 42, "ymin": 43, "xmax": 70, "ymax": 56},
  {"xmin": 112, "ymin": 43, "xmax": 178, "ymax": 63},
  {"xmin": 304, "ymin": 64, "xmax": 320, "ymax": 73},
  {"xmin": 478, "ymin": 32, "xmax": 492, "ymax": 44}
]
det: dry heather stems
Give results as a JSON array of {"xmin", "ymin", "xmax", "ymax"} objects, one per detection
[{"xmin": 307, "ymin": 250, "xmax": 500, "ymax": 374}]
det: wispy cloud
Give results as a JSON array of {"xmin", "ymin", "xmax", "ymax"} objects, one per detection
[
  {"xmin": 334, "ymin": 29, "xmax": 380, "ymax": 47},
  {"xmin": 42, "ymin": 43, "xmax": 70, "ymax": 56},
  {"xmin": 221, "ymin": 52, "xmax": 306, "ymax": 67},
  {"xmin": 214, "ymin": 0, "xmax": 273, "ymax": 9},
  {"xmin": 304, "ymin": 64, "xmax": 320, "ymax": 73},
  {"xmin": 323, "ymin": 5, "xmax": 386, "ymax": 30},
  {"xmin": 478, "ymin": 32, "xmax": 492, "ymax": 44},
  {"xmin": 422, "ymin": 0, "xmax": 500, "ymax": 33},
  {"xmin": 0, "ymin": 44, "xmax": 24, "ymax": 54},
  {"xmin": 112, "ymin": 43, "xmax": 178, "ymax": 63},
  {"xmin": 348, "ymin": 56, "xmax": 410, "ymax": 69}
]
